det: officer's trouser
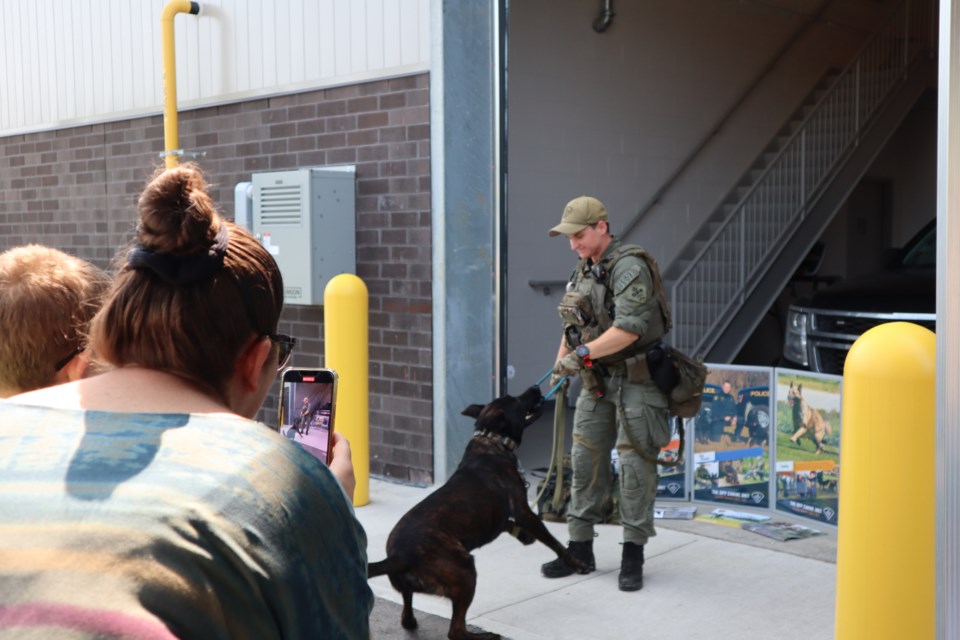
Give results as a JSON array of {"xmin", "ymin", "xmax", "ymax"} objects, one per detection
[{"xmin": 567, "ymin": 375, "xmax": 671, "ymax": 546}]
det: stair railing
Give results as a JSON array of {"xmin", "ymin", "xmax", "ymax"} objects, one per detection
[{"xmin": 669, "ymin": 0, "xmax": 936, "ymax": 355}]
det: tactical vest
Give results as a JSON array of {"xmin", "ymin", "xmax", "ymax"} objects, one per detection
[{"xmin": 558, "ymin": 243, "xmax": 672, "ymax": 367}]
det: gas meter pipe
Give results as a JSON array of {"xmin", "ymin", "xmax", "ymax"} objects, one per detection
[{"xmin": 161, "ymin": 1, "xmax": 200, "ymax": 168}]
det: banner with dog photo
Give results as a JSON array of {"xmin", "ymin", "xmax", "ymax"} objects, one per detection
[
  {"xmin": 655, "ymin": 416, "xmax": 688, "ymax": 500},
  {"xmin": 774, "ymin": 369, "xmax": 842, "ymax": 525},
  {"xmin": 692, "ymin": 365, "xmax": 773, "ymax": 508}
]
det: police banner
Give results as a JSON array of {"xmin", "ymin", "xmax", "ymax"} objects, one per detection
[{"xmin": 691, "ymin": 365, "xmax": 773, "ymax": 508}]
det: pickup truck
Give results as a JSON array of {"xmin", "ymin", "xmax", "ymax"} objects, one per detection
[{"xmin": 781, "ymin": 219, "xmax": 936, "ymax": 375}]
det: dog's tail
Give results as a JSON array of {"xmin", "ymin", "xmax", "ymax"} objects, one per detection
[{"xmin": 367, "ymin": 556, "xmax": 407, "ymax": 579}]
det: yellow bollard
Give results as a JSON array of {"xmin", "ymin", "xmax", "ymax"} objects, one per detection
[
  {"xmin": 324, "ymin": 274, "xmax": 370, "ymax": 507},
  {"xmin": 835, "ymin": 322, "xmax": 935, "ymax": 639}
]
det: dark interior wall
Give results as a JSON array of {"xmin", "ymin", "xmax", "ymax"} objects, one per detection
[
  {"xmin": 506, "ymin": 0, "xmax": 874, "ymax": 392},
  {"xmin": 0, "ymin": 73, "xmax": 435, "ymax": 484},
  {"xmin": 864, "ymin": 88, "xmax": 939, "ymax": 244}
]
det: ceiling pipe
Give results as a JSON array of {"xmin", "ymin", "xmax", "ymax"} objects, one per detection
[
  {"xmin": 161, "ymin": 1, "xmax": 201, "ymax": 168},
  {"xmin": 592, "ymin": 0, "xmax": 615, "ymax": 33}
]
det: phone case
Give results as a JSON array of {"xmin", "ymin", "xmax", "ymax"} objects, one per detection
[{"xmin": 278, "ymin": 367, "xmax": 338, "ymax": 465}]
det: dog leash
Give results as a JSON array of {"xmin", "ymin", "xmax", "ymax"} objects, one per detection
[
  {"xmin": 613, "ymin": 379, "xmax": 685, "ymax": 467},
  {"xmin": 530, "ymin": 367, "xmax": 569, "ymax": 515}
]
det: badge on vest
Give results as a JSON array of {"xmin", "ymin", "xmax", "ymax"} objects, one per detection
[
  {"xmin": 613, "ymin": 267, "xmax": 640, "ymax": 294},
  {"xmin": 628, "ymin": 283, "xmax": 648, "ymax": 303}
]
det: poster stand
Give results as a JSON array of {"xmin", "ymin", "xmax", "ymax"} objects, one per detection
[{"xmin": 656, "ymin": 364, "xmax": 842, "ymax": 528}]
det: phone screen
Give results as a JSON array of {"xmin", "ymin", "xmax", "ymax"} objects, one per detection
[{"xmin": 278, "ymin": 368, "xmax": 337, "ymax": 465}]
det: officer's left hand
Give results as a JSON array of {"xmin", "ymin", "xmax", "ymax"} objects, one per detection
[
  {"xmin": 549, "ymin": 370, "xmax": 573, "ymax": 392},
  {"xmin": 554, "ymin": 352, "xmax": 583, "ymax": 377}
]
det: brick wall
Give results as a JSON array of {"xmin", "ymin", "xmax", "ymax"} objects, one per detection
[{"xmin": 0, "ymin": 73, "xmax": 435, "ymax": 485}]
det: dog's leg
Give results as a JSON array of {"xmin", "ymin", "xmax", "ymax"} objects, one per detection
[
  {"xmin": 400, "ymin": 589, "xmax": 417, "ymax": 630},
  {"xmin": 790, "ymin": 427, "xmax": 807, "ymax": 445},
  {"xmin": 508, "ymin": 521, "xmax": 536, "ymax": 545},
  {"xmin": 444, "ymin": 554, "xmax": 499, "ymax": 640}
]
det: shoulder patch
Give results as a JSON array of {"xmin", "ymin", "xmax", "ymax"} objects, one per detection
[{"xmin": 613, "ymin": 267, "xmax": 641, "ymax": 295}]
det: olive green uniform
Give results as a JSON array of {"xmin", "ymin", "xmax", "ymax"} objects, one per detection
[{"xmin": 560, "ymin": 237, "xmax": 671, "ymax": 546}]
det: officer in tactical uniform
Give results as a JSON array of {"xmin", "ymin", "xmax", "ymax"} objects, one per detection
[
  {"xmin": 713, "ymin": 380, "xmax": 737, "ymax": 444},
  {"xmin": 541, "ymin": 195, "xmax": 672, "ymax": 592}
]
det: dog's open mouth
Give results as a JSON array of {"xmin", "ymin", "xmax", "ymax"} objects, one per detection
[
  {"xmin": 522, "ymin": 385, "xmax": 545, "ymax": 423},
  {"xmin": 525, "ymin": 401, "xmax": 544, "ymax": 423}
]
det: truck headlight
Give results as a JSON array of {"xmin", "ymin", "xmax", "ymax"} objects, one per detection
[{"xmin": 783, "ymin": 308, "xmax": 809, "ymax": 367}]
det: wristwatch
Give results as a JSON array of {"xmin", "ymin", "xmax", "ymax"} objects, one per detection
[{"xmin": 575, "ymin": 344, "xmax": 593, "ymax": 367}]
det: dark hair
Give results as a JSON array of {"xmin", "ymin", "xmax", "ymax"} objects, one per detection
[{"xmin": 89, "ymin": 163, "xmax": 283, "ymax": 396}]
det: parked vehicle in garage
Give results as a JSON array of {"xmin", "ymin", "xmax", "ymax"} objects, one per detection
[{"xmin": 781, "ymin": 219, "xmax": 936, "ymax": 375}]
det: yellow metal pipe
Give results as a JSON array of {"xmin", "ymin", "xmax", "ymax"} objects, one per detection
[
  {"xmin": 161, "ymin": 1, "xmax": 200, "ymax": 168},
  {"xmin": 324, "ymin": 274, "xmax": 371, "ymax": 506}
]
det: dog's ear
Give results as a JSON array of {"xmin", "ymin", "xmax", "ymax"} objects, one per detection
[
  {"xmin": 798, "ymin": 384, "xmax": 803, "ymax": 393},
  {"xmin": 462, "ymin": 404, "xmax": 485, "ymax": 419}
]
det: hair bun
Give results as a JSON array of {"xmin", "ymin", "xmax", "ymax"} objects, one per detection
[{"xmin": 137, "ymin": 163, "xmax": 221, "ymax": 255}]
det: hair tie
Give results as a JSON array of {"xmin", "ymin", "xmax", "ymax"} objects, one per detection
[{"xmin": 127, "ymin": 225, "xmax": 229, "ymax": 285}]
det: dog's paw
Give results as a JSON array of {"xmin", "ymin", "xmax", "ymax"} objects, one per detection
[
  {"xmin": 563, "ymin": 554, "xmax": 593, "ymax": 575},
  {"xmin": 401, "ymin": 612, "xmax": 418, "ymax": 630}
]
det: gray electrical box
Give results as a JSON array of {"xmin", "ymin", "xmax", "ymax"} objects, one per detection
[{"xmin": 251, "ymin": 166, "xmax": 356, "ymax": 306}]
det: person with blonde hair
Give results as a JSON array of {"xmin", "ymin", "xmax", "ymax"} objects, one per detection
[
  {"xmin": 0, "ymin": 244, "xmax": 109, "ymax": 397},
  {"xmin": 0, "ymin": 163, "xmax": 372, "ymax": 639}
]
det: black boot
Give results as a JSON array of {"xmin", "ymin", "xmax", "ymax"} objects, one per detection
[
  {"xmin": 618, "ymin": 542, "xmax": 644, "ymax": 591},
  {"xmin": 541, "ymin": 540, "xmax": 595, "ymax": 578}
]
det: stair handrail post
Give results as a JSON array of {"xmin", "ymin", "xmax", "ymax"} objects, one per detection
[
  {"xmin": 800, "ymin": 128, "xmax": 807, "ymax": 219},
  {"xmin": 855, "ymin": 59, "xmax": 861, "ymax": 139},
  {"xmin": 904, "ymin": 0, "xmax": 911, "ymax": 68},
  {"xmin": 669, "ymin": 281, "xmax": 679, "ymax": 349},
  {"xmin": 739, "ymin": 214, "xmax": 746, "ymax": 302}
]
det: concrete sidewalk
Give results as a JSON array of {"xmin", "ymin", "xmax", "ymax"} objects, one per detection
[{"xmin": 357, "ymin": 477, "xmax": 838, "ymax": 640}]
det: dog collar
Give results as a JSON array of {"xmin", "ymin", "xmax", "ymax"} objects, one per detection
[{"xmin": 472, "ymin": 429, "xmax": 518, "ymax": 451}]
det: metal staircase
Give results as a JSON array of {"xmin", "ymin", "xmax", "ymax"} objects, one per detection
[{"xmin": 662, "ymin": 0, "xmax": 937, "ymax": 360}]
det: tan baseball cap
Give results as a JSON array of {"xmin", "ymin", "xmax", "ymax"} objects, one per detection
[{"xmin": 548, "ymin": 196, "xmax": 608, "ymax": 237}]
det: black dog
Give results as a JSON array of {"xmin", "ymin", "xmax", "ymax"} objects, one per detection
[
  {"xmin": 743, "ymin": 407, "xmax": 769, "ymax": 448},
  {"xmin": 367, "ymin": 385, "xmax": 589, "ymax": 640}
]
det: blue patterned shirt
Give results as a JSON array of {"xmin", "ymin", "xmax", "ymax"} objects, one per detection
[{"xmin": 0, "ymin": 404, "xmax": 372, "ymax": 639}]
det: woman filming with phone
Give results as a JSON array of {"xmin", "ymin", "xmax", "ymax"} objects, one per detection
[{"xmin": 0, "ymin": 163, "xmax": 372, "ymax": 639}]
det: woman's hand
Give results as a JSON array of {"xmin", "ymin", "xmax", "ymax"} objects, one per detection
[{"xmin": 328, "ymin": 431, "xmax": 356, "ymax": 502}]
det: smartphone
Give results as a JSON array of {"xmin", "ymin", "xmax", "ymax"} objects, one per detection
[{"xmin": 278, "ymin": 368, "xmax": 338, "ymax": 465}]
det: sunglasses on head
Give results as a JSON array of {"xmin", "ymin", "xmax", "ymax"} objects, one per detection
[{"xmin": 268, "ymin": 333, "xmax": 297, "ymax": 371}]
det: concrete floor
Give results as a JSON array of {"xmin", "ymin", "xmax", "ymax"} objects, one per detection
[{"xmin": 359, "ymin": 477, "xmax": 837, "ymax": 640}]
